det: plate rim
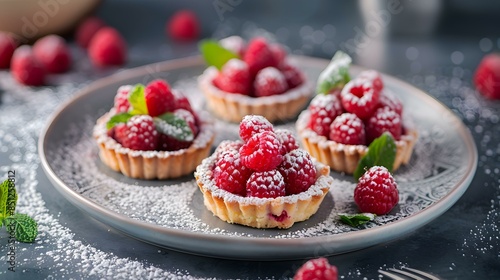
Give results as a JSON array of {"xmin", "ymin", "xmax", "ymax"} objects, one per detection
[{"xmin": 38, "ymin": 55, "xmax": 478, "ymax": 260}]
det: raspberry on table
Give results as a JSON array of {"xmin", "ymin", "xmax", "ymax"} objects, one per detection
[
  {"xmin": 281, "ymin": 62, "xmax": 304, "ymax": 89},
  {"xmin": 278, "ymin": 149, "xmax": 317, "ymax": 195},
  {"xmin": 114, "ymin": 85, "xmax": 132, "ymax": 113},
  {"xmin": 75, "ymin": 16, "xmax": 106, "ymax": 49},
  {"xmin": 329, "ymin": 113, "xmax": 366, "ymax": 145},
  {"xmin": 377, "ymin": 90, "xmax": 403, "ymax": 116},
  {"xmin": 213, "ymin": 58, "xmax": 251, "ymax": 95},
  {"xmin": 115, "ymin": 115, "xmax": 159, "ymax": 151},
  {"xmin": 474, "ymin": 53, "xmax": 500, "ymax": 100},
  {"xmin": 294, "ymin": 257, "xmax": 338, "ymax": 280},
  {"xmin": 354, "ymin": 166, "xmax": 399, "ymax": 215},
  {"xmin": 144, "ymin": 79, "xmax": 176, "ymax": 117},
  {"xmin": 254, "ymin": 67, "xmax": 288, "ymax": 97},
  {"xmin": 275, "ymin": 129, "xmax": 299, "ymax": 155},
  {"xmin": 340, "ymin": 77, "xmax": 380, "ymax": 119},
  {"xmin": 0, "ymin": 32, "xmax": 16, "ymax": 69},
  {"xmin": 307, "ymin": 93, "xmax": 343, "ymax": 137},
  {"xmin": 240, "ymin": 131, "xmax": 283, "ymax": 172},
  {"xmin": 244, "ymin": 37, "xmax": 277, "ymax": 77},
  {"xmin": 167, "ymin": 10, "xmax": 200, "ymax": 42},
  {"xmin": 213, "ymin": 149, "xmax": 252, "ymax": 196},
  {"xmin": 246, "ymin": 170, "xmax": 286, "ymax": 198},
  {"xmin": 11, "ymin": 45, "xmax": 46, "ymax": 86},
  {"xmin": 365, "ymin": 106, "xmax": 402, "ymax": 143},
  {"xmin": 33, "ymin": 35, "xmax": 72, "ymax": 73},
  {"xmin": 88, "ymin": 27, "xmax": 127, "ymax": 67},
  {"xmin": 219, "ymin": 36, "xmax": 246, "ymax": 57},
  {"xmin": 239, "ymin": 115, "xmax": 274, "ymax": 142}
]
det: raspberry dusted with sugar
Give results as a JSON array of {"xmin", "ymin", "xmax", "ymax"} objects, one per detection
[
  {"xmin": 282, "ymin": 62, "xmax": 304, "ymax": 89},
  {"xmin": 244, "ymin": 37, "xmax": 277, "ymax": 77},
  {"xmin": 213, "ymin": 58, "xmax": 251, "ymax": 95},
  {"xmin": 358, "ymin": 70, "xmax": 384, "ymax": 93},
  {"xmin": 254, "ymin": 67, "xmax": 288, "ymax": 97},
  {"xmin": 278, "ymin": 149, "xmax": 317, "ymax": 195},
  {"xmin": 366, "ymin": 106, "xmax": 402, "ymax": 143},
  {"xmin": 246, "ymin": 170, "xmax": 286, "ymax": 198},
  {"xmin": 270, "ymin": 43, "xmax": 287, "ymax": 68},
  {"xmin": 239, "ymin": 115, "xmax": 274, "ymax": 142},
  {"xmin": 377, "ymin": 90, "xmax": 403, "ymax": 116},
  {"xmin": 307, "ymin": 93, "xmax": 343, "ymax": 137},
  {"xmin": 240, "ymin": 131, "xmax": 283, "ymax": 172},
  {"xmin": 294, "ymin": 258, "xmax": 338, "ymax": 280},
  {"xmin": 167, "ymin": 10, "xmax": 200, "ymax": 42},
  {"xmin": 116, "ymin": 115, "xmax": 159, "ymax": 151},
  {"xmin": 329, "ymin": 113, "xmax": 366, "ymax": 145},
  {"xmin": 11, "ymin": 45, "xmax": 46, "ymax": 86},
  {"xmin": 214, "ymin": 149, "xmax": 252, "ymax": 196},
  {"xmin": 341, "ymin": 77, "xmax": 380, "ymax": 119},
  {"xmin": 144, "ymin": 79, "xmax": 176, "ymax": 117},
  {"xmin": 354, "ymin": 166, "xmax": 399, "ymax": 215},
  {"xmin": 219, "ymin": 36, "xmax": 246, "ymax": 57},
  {"xmin": 88, "ymin": 27, "xmax": 127, "ymax": 67},
  {"xmin": 114, "ymin": 85, "xmax": 132, "ymax": 113},
  {"xmin": 0, "ymin": 32, "xmax": 16, "ymax": 69},
  {"xmin": 275, "ymin": 129, "xmax": 299, "ymax": 155},
  {"xmin": 215, "ymin": 140, "xmax": 243, "ymax": 158},
  {"xmin": 33, "ymin": 34, "xmax": 71, "ymax": 73}
]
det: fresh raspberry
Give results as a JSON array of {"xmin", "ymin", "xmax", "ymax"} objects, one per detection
[
  {"xmin": 377, "ymin": 90, "xmax": 403, "ymax": 116},
  {"xmin": 365, "ymin": 107, "xmax": 402, "ymax": 143},
  {"xmin": 358, "ymin": 70, "xmax": 384, "ymax": 93},
  {"xmin": 354, "ymin": 166, "xmax": 399, "ymax": 215},
  {"xmin": 278, "ymin": 149, "xmax": 317, "ymax": 195},
  {"xmin": 294, "ymin": 258, "xmax": 338, "ymax": 280},
  {"xmin": 240, "ymin": 131, "xmax": 283, "ymax": 172},
  {"xmin": 112, "ymin": 123, "xmax": 127, "ymax": 143},
  {"xmin": 114, "ymin": 85, "xmax": 132, "ymax": 113},
  {"xmin": 246, "ymin": 170, "xmax": 286, "ymax": 198},
  {"xmin": 239, "ymin": 115, "xmax": 274, "ymax": 142},
  {"xmin": 213, "ymin": 59, "xmax": 251, "ymax": 95},
  {"xmin": 75, "ymin": 16, "xmax": 106, "ymax": 49},
  {"xmin": 33, "ymin": 35, "xmax": 71, "ymax": 73},
  {"xmin": 213, "ymin": 149, "xmax": 252, "ymax": 196},
  {"xmin": 215, "ymin": 140, "xmax": 244, "ymax": 159},
  {"xmin": 474, "ymin": 53, "xmax": 500, "ymax": 100},
  {"xmin": 11, "ymin": 46, "xmax": 46, "ymax": 86},
  {"xmin": 281, "ymin": 62, "xmax": 304, "ymax": 89},
  {"xmin": 173, "ymin": 90, "xmax": 198, "ymax": 121},
  {"xmin": 254, "ymin": 67, "xmax": 288, "ymax": 97},
  {"xmin": 88, "ymin": 27, "xmax": 127, "ymax": 67},
  {"xmin": 307, "ymin": 93, "xmax": 343, "ymax": 137},
  {"xmin": 167, "ymin": 10, "xmax": 200, "ymax": 42},
  {"xmin": 244, "ymin": 37, "xmax": 277, "ymax": 77},
  {"xmin": 219, "ymin": 36, "xmax": 246, "ymax": 57},
  {"xmin": 0, "ymin": 32, "xmax": 16, "ymax": 69},
  {"xmin": 270, "ymin": 44, "xmax": 287, "ymax": 68},
  {"xmin": 144, "ymin": 79, "xmax": 176, "ymax": 117},
  {"xmin": 329, "ymin": 113, "xmax": 366, "ymax": 145},
  {"xmin": 157, "ymin": 109, "xmax": 197, "ymax": 151},
  {"xmin": 340, "ymin": 78, "xmax": 380, "ymax": 119},
  {"xmin": 115, "ymin": 115, "xmax": 159, "ymax": 151},
  {"xmin": 275, "ymin": 129, "xmax": 299, "ymax": 155}
]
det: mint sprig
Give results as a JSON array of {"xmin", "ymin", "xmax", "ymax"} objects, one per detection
[
  {"xmin": 128, "ymin": 84, "xmax": 148, "ymax": 115},
  {"xmin": 199, "ymin": 39, "xmax": 239, "ymax": 70},
  {"xmin": 154, "ymin": 113, "xmax": 194, "ymax": 141},
  {"xmin": 0, "ymin": 179, "xmax": 38, "ymax": 243},
  {"xmin": 317, "ymin": 50, "xmax": 352, "ymax": 94},
  {"xmin": 339, "ymin": 213, "xmax": 375, "ymax": 227},
  {"xmin": 106, "ymin": 113, "xmax": 134, "ymax": 130},
  {"xmin": 353, "ymin": 132, "xmax": 397, "ymax": 180}
]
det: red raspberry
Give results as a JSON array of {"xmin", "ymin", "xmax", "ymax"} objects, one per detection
[
  {"xmin": 116, "ymin": 115, "xmax": 159, "ymax": 151},
  {"xmin": 215, "ymin": 140, "xmax": 244, "ymax": 158},
  {"xmin": 144, "ymin": 79, "xmax": 176, "ymax": 117},
  {"xmin": 213, "ymin": 58, "xmax": 251, "ymax": 95},
  {"xmin": 294, "ymin": 258, "xmax": 338, "ymax": 280},
  {"xmin": 213, "ymin": 149, "xmax": 252, "ymax": 196},
  {"xmin": 219, "ymin": 36, "xmax": 246, "ymax": 57},
  {"xmin": 254, "ymin": 67, "xmax": 288, "ymax": 97},
  {"xmin": 278, "ymin": 149, "xmax": 317, "ymax": 195},
  {"xmin": 340, "ymin": 78, "xmax": 380, "ymax": 119},
  {"xmin": 329, "ymin": 113, "xmax": 366, "ymax": 145},
  {"xmin": 75, "ymin": 16, "xmax": 106, "ymax": 49},
  {"xmin": 88, "ymin": 27, "xmax": 127, "ymax": 67},
  {"xmin": 240, "ymin": 131, "xmax": 283, "ymax": 172},
  {"xmin": 474, "ymin": 53, "xmax": 500, "ymax": 100},
  {"xmin": 11, "ymin": 46, "xmax": 46, "ymax": 86},
  {"xmin": 173, "ymin": 90, "xmax": 193, "ymax": 112},
  {"xmin": 246, "ymin": 170, "xmax": 286, "ymax": 198},
  {"xmin": 275, "ymin": 129, "xmax": 299, "ymax": 155},
  {"xmin": 112, "ymin": 123, "xmax": 127, "ymax": 143},
  {"xmin": 244, "ymin": 37, "xmax": 277, "ymax": 77},
  {"xmin": 167, "ymin": 10, "xmax": 200, "ymax": 42},
  {"xmin": 0, "ymin": 32, "xmax": 16, "ymax": 69},
  {"xmin": 270, "ymin": 44, "xmax": 287, "ymax": 68},
  {"xmin": 157, "ymin": 109, "xmax": 197, "ymax": 151},
  {"xmin": 239, "ymin": 115, "xmax": 274, "ymax": 142},
  {"xmin": 281, "ymin": 62, "xmax": 304, "ymax": 89},
  {"xmin": 358, "ymin": 70, "xmax": 384, "ymax": 93},
  {"xmin": 377, "ymin": 90, "xmax": 403, "ymax": 116},
  {"xmin": 354, "ymin": 166, "xmax": 399, "ymax": 215},
  {"xmin": 307, "ymin": 93, "xmax": 343, "ymax": 137},
  {"xmin": 33, "ymin": 35, "xmax": 71, "ymax": 73},
  {"xmin": 114, "ymin": 85, "xmax": 132, "ymax": 113},
  {"xmin": 365, "ymin": 107, "xmax": 402, "ymax": 143}
]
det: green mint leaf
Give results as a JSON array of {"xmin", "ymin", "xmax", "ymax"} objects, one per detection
[
  {"xmin": 317, "ymin": 50, "xmax": 352, "ymax": 94},
  {"xmin": 0, "ymin": 179, "xmax": 17, "ymax": 223},
  {"xmin": 199, "ymin": 39, "xmax": 239, "ymax": 70},
  {"xmin": 339, "ymin": 213, "xmax": 375, "ymax": 227},
  {"xmin": 106, "ymin": 113, "xmax": 134, "ymax": 130},
  {"xmin": 154, "ymin": 113, "xmax": 194, "ymax": 142},
  {"xmin": 128, "ymin": 84, "xmax": 148, "ymax": 115},
  {"xmin": 354, "ymin": 132, "xmax": 397, "ymax": 180},
  {"xmin": 5, "ymin": 213, "xmax": 38, "ymax": 243}
]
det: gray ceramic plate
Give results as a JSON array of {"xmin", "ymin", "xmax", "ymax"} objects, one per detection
[{"xmin": 39, "ymin": 56, "xmax": 477, "ymax": 260}]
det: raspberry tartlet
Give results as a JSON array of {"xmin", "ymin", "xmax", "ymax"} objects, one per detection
[
  {"xmin": 198, "ymin": 36, "xmax": 313, "ymax": 123},
  {"xmin": 194, "ymin": 115, "xmax": 332, "ymax": 229},
  {"xmin": 296, "ymin": 51, "xmax": 418, "ymax": 174},
  {"xmin": 93, "ymin": 79, "xmax": 215, "ymax": 179}
]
